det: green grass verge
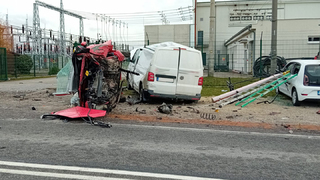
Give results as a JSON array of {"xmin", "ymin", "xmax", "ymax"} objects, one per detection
[
  {"xmin": 121, "ymin": 77, "xmax": 278, "ymax": 98},
  {"xmin": 201, "ymin": 76, "xmax": 277, "ymax": 97}
]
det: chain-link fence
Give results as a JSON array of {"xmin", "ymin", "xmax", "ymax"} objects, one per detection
[
  {"xmin": 127, "ymin": 38, "xmax": 319, "ymax": 87},
  {"xmin": 5, "ymin": 53, "xmax": 71, "ymax": 80}
]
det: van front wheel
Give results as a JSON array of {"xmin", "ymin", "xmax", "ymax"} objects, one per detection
[
  {"xmin": 127, "ymin": 74, "xmax": 133, "ymax": 90},
  {"xmin": 139, "ymin": 87, "xmax": 146, "ymax": 102}
]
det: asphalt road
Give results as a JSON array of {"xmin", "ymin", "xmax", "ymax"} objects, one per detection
[{"xmin": 0, "ymin": 118, "xmax": 320, "ymax": 180}]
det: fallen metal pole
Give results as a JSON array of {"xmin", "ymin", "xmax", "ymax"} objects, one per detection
[{"xmin": 212, "ymin": 73, "xmax": 282, "ymax": 103}]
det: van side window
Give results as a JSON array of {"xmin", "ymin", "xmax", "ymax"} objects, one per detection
[{"xmin": 131, "ymin": 49, "xmax": 141, "ymax": 64}]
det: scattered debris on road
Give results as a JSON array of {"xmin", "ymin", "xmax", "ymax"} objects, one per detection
[
  {"xmin": 289, "ymin": 129, "xmax": 293, "ymax": 134},
  {"xmin": 187, "ymin": 107, "xmax": 200, "ymax": 114},
  {"xmin": 282, "ymin": 124, "xmax": 291, "ymax": 129},
  {"xmin": 200, "ymin": 113, "xmax": 216, "ymax": 120},
  {"xmin": 135, "ymin": 107, "xmax": 146, "ymax": 114},
  {"xmin": 269, "ymin": 112, "xmax": 281, "ymax": 115},
  {"xmin": 13, "ymin": 94, "xmax": 25, "ymax": 98},
  {"xmin": 157, "ymin": 103, "xmax": 172, "ymax": 114}
]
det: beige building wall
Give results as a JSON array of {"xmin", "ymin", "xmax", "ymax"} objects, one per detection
[
  {"xmin": 145, "ymin": 24, "xmax": 190, "ymax": 47},
  {"xmin": 253, "ymin": 19, "xmax": 320, "ymax": 59},
  {"xmin": 196, "ymin": 0, "xmax": 320, "ymax": 69}
]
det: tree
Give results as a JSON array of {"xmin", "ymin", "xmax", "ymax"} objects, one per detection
[{"xmin": 16, "ymin": 55, "xmax": 33, "ymax": 74}]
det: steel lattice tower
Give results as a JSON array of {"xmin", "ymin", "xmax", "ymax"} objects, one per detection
[{"xmin": 33, "ymin": 2, "xmax": 40, "ymax": 55}]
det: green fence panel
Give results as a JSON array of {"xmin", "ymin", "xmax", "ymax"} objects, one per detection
[
  {"xmin": 0, "ymin": 48, "xmax": 8, "ymax": 81},
  {"xmin": 215, "ymin": 54, "xmax": 229, "ymax": 72}
]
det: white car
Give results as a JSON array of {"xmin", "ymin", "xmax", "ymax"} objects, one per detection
[{"xmin": 277, "ymin": 59, "xmax": 320, "ymax": 106}]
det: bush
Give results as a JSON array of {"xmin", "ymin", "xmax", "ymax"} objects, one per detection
[
  {"xmin": 48, "ymin": 66, "xmax": 60, "ymax": 75},
  {"xmin": 16, "ymin": 55, "xmax": 33, "ymax": 74}
]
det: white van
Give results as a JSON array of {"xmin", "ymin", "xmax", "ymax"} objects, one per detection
[{"xmin": 127, "ymin": 42, "xmax": 203, "ymax": 102}]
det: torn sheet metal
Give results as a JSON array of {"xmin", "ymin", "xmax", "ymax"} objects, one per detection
[{"xmin": 42, "ymin": 106, "xmax": 106, "ymax": 119}]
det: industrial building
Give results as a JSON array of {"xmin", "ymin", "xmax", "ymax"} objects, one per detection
[{"xmin": 145, "ymin": 0, "xmax": 320, "ymax": 74}]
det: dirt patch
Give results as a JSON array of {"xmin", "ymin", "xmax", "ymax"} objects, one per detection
[
  {"xmin": 107, "ymin": 114, "xmax": 274, "ymax": 129},
  {"xmin": 109, "ymin": 90, "xmax": 320, "ymax": 131},
  {"xmin": 1, "ymin": 78, "xmax": 320, "ymax": 131}
]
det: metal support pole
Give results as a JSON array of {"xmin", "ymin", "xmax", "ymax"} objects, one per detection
[
  {"xmin": 60, "ymin": 0, "xmax": 66, "ymax": 56},
  {"xmin": 194, "ymin": 0, "xmax": 197, "ymax": 48},
  {"xmin": 270, "ymin": 0, "xmax": 278, "ymax": 74},
  {"xmin": 33, "ymin": 55, "xmax": 36, "ymax": 77},
  {"xmin": 80, "ymin": 18, "xmax": 84, "ymax": 38},
  {"xmin": 318, "ymin": 24, "xmax": 320, "ymax": 54},
  {"xmin": 260, "ymin": 32, "xmax": 263, "ymax": 79},
  {"xmin": 208, "ymin": 0, "xmax": 216, "ymax": 77}
]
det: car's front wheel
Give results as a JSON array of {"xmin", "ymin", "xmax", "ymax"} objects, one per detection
[{"xmin": 292, "ymin": 88, "xmax": 300, "ymax": 106}]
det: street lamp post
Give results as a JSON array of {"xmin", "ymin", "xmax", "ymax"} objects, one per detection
[{"xmin": 318, "ymin": 24, "xmax": 320, "ymax": 54}]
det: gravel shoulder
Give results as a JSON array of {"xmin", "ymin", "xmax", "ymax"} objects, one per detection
[{"xmin": 1, "ymin": 77, "xmax": 320, "ymax": 131}]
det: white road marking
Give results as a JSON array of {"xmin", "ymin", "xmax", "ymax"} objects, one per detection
[
  {"xmin": 0, "ymin": 160, "xmax": 222, "ymax": 180},
  {"xmin": 0, "ymin": 168, "xmax": 130, "ymax": 180},
  {"xmin": 115, "ymin": 123, "xmax": 320, "ymax": 140}
]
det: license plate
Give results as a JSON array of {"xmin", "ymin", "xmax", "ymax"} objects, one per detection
[{"xmin": 157, "ymin": 77, "xmax": 174, "ymax": 83}]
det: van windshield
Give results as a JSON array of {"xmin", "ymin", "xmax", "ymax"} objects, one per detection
[{"xmin": 304, "ymin": 65, "xmax": 320, "ymax": 86}]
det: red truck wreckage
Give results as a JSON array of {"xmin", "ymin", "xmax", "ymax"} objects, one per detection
[{"xmin": 42, "ymin": 41, "xmax": 136, "ymax": 127}]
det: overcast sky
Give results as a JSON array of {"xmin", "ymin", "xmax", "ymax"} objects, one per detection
[{"xmin": 0, "ymin": 0, "xmax": 200, "ymax": 44}]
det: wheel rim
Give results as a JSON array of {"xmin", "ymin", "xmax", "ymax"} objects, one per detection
[{"xmin": 292, "ymin": 90, "xmax": 297, "ymax": 104}]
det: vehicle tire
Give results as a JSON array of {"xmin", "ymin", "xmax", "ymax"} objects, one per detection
[
  {"xmin": 291, "ymin": 88, "xmax": 300, "ymax": 106},
  {"xmin": 127, "ymin": 74, "xmax": 133, "ymax": 90},
  {"xmin": 139, "ymin": 85, "xmax": 146, "ymax": 102}
]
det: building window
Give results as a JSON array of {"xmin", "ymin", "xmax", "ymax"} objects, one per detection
[
  {"xmin": 241, "ymin": 16, "xmax": 252, "ymax": 21},
  {"xmin": 198, "ymin": 31, "xmax": 204, "ymax": 45},
  {"xmin": 253, "ymin": 16, "xmax": 264, "ymax": 20},
  {"xmin": 230, "ymin": 16, "xmax": 240, "ymax": 21}
]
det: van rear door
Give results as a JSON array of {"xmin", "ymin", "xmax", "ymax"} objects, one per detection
[
  {"xmin": 152, "ymin": 48, "xmax": 179, "ymax": 95},
  {"xmin": 176, "ymin": 48, "xmax": 203, "ymax": 97}
]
